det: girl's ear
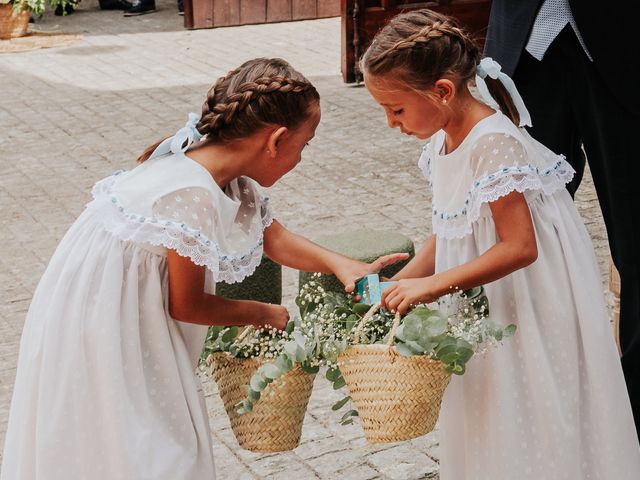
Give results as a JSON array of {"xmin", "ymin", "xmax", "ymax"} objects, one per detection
[
  {"xmin": 266, "ymin": 126, "xmax": 288, "ymax": 158},
  {"xmin": 434, "ymin": 79, "xmax": 456, "ymax": 104}
]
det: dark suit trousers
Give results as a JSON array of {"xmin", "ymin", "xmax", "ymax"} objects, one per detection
[{"xmin": 513, "ymin": 26, "xmax": 640, "ymax": 437}]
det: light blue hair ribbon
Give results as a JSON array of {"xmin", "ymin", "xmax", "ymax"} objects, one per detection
[
  {"xmin": 148, "ymin": 112, "xmax": 204, "ymax": 160},
  {"xmin": 475, "ymin": 57, "xmax": 532, "ymax": 127}
]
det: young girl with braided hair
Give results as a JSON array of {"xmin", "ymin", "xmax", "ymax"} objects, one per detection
[
  {"xmin": 0, "ymin": 58, "xmax": 406, "ymax": 480},
  {"xmin": 364, "ymin": 9, "xmax": 640, "ymax": 479}
]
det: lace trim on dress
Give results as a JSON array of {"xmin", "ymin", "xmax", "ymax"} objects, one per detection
[
  {"xmin": 417, "ymin": 143, "xmax": 432, "ymax": 186},
  {"xmin": 432, "ymin": 156, "xmax": 575, "ymax": 239},
  {"xmin": 89, "ymin": 171, "xmax": 273, "ymax": 284}
]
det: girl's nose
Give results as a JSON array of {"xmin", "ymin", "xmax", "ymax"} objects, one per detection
[{"xmin": 386, "ymin": 113, "xmax": 399, "ymax": 129}]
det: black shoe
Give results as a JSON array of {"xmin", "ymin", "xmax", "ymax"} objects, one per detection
[
  {"xmin": 54, "ymin": 2, "xmax": 76, "ymax": 15},
  {"xmin": 123, "ymin": 0, "xmax": 155, "ymax": 16},
  {"xmin": 99, "ymin": 0, "xmax": 132, "ymax": 10}
]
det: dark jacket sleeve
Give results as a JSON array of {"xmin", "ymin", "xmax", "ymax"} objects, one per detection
[
  {"xmin": 483, "ymin": 0, "xmax": 543, "ymax": 76},
  {"xmin": 569, "ymin": 1, "xmax": 640, "ymax": 115}
]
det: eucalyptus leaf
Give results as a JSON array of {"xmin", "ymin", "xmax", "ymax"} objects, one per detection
[
  {"xmin": 326, "ymin": 368, "xmax": 341, "ymax": 382},
  {"xmin": 340, "ymin": 409, "xmax": 358, "ymax": 423},
  {"xmin": 395, "ymin": 342, "xmax": 417, "ymax": 356},
  {"xmin": 236, "ymin": 400, "xmax": 253, "ymax": 414},
  {"xmin": 285, "ymin": 320, "xmax": 296, "ymax": 335},
  {"xmin": 352, "ymin": 303, "xmax": 372, "ymax": 316},
  {"xmin": 284, "ymin": 340, "xmax": 300, "ymax": 358},
  {"xmin": 261, "ymin": 363, "xmax": 283, "ymax": 380},
  {"xmin": 403, "ymin": 319, "xmax": 423, "ymax": 341},
  {"xmin": 221, "ymin": 327, "xmax": 239, "ymax": 343},
  {"xmin": 249, "ymin": 374, "xmax": 267, "ymax": 392},
  {"xmin": 248, "ymin": 389, "xmax": 261, "ymax": 402},
  {"xmin": 292, "ymin": 331, "xmax": 307, "ymax": 348},
  {"xmin": 504, "ymin": 324, "xmax": 517, "ymax": 337},
  {"xmin": 300, "ymin": 363, "xmax": 319, "ymax": 374},
  {"xmin": 332, "ymin": 377, "xmax": 346, "ymax": 390},
  {"xmin": 274, "ymin": 355, "xmax": 293, "ymax": 373},
  {"xmin": 345, "ymin": 314, "xmax": 359, "ymax": 332},
  {"xmin": 404, "ymin": 339, "xmax": 428, "ymax": 354},
  {"xmin": 332, "ymin": 396, "xmax": 351, "ymax": 411},
  {"xmin": 425, "ymin": 313, "xmax": 448, "ymax": 337}
]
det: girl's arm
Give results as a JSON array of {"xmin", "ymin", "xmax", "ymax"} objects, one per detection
[
  {"xmin": 382, "ymin": 191, "xmax": 538, "ymax": 314},
  {"xmin": 167, "ymin": 250, "xmax": 289, "ymax": 329},
  {"xmin": 389, "ymin": 234, "xmax": 436, "ymax": 280},
  {"xmin": 263, "ymin": 220, "xmax": 409, "ymax": 293}
]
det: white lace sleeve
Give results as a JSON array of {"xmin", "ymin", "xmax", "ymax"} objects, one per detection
[
  {"xmin": 468, "ymin": 132, "xmax": 574, "ymax": 212},
  {"xmin": 418, "ymin": 142, "xmax": 432, "ymax": 186},
  {"xmin": 151, "ymin": 184, "xmax": 272, "ymax": 283},
  {"xmin": 153, "ymin": 187, "xmax": 216, "ymax": 234},
  {"xmin": 258, "ymin": 194, "xmax": 275, "ymax": 230},
  {"xmin": 430, "ymin": 132, "xmax": 575, "ymax": 239}
]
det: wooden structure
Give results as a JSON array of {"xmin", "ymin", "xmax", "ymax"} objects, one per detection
[
  {"xmin": 341, "ymin": 0, "xmax": 492, "ymax": 83},
  {"xmin": 184, "ymin": 0, "xmax": 340, "ymax": 30}
]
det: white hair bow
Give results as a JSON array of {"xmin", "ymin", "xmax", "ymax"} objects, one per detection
[
  {"xmin": 148, "ymin": 112, "xmax": 204, "ymax": 161},
  {"xmin": 475, "ymin": 57, "xmax": 532, "ymax": 127}
]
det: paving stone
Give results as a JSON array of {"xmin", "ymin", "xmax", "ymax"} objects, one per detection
[{"xmin": 367, "ymin": 444, "xmax": 439, "ymax": 480}]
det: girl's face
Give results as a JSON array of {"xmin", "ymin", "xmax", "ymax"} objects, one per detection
[
  {"xmin": 259, "ymin": 103, "xmax": 321, "ymax": 187},
  {"xmin": 365, "ymin": 74, "xmax": 447, "ymax": 140}
]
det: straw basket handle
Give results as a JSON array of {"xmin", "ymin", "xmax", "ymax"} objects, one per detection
[{"xmin": 351, "ymin": 303, "xmax": 402, "ymax": 347}]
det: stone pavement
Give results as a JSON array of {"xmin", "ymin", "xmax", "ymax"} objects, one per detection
[{"xmin": 0, "ymin": 2, "xmax": 611, "ymax": 478}]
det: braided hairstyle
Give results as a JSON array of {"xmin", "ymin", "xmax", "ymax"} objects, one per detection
[
  {"xmin": 138, "ymin": 58, "xmax": 320, "ymax": 162},
  {"xmin": 361, "ymin": 9, "xmax": 519, "ymax": 125}
]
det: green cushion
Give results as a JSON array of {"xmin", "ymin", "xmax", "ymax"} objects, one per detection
[
  {"xmin": 298, "ymin": 229, "xmax": 414, "ymax": 295},
  {"xmin": 216, "ymin": 254, "xmax": 282, "ymax": 305}
]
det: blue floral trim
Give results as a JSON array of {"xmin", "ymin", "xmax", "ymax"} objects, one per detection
[
  {"xmin": 89, "ymin": 170, "xmax": 273, "ymax": 284},
  {"xmin": 433, "ymin": 159, "xmax": 567, "ymax": 221}
]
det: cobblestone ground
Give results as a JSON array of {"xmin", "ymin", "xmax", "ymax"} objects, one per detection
[{"xmin": 0, "ymin": 2, "xmax": 611, "ymax": 478}]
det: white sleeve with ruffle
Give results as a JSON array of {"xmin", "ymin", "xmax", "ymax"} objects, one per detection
[
  {"xmin": 431, "ymin": 132, "xmax": 575, "ymax": 239},
  {"xmin": 89, "ymin": 167, "xmax": 275, "ymax": 284}
]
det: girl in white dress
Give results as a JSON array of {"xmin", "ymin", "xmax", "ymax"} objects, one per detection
[
  {"xmin": 0, "ymin": 58, "xmax": 406, "ymax": 480},
  {"xmin": 362, "ymin": 9, "xmax": 640, "ymax": 480}
]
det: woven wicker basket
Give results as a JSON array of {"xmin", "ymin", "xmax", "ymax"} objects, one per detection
[
  {"xmin": 338, "ymin": 304, "xmax": 451, "ymax": 443},
  {"xmin": 209, "ymin": 352, "xmax": 316, "ymax": 452},
  {"xmin": 0, "ymin": 4, "xmax": 29, "ymax": 40}
]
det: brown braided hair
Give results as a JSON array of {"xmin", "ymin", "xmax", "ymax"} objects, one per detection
[
  {"xmin": 137, "ymin": 58, "xmax": 320, "ymax": 162},
  {"xmin": 361, "ymin": 9, "xmax": 519, "ymax": 125}
]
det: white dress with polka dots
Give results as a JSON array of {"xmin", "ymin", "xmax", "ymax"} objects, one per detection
[
  {"xmin": 420, "ymin": 111, "xmax": 640, "ymax": 479},
  {"xmin": 0, "ymin": 153, "xmax": 274, "ymax": 480}
]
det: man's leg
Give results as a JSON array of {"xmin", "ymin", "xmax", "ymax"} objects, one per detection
[{"xmin": 567, "ymin": 38, "xmax": 640, "ymax": 438}]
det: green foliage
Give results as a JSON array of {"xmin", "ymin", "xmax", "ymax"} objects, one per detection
[
  {"xmin": 226, "ymin": 276, "xmax": 516, "ymax": 426},
  {"xmin": 393, "ymin": 288, "xmax": 515, "ymax": 375},
  {"xmin": 6, "ymin": 0, "xmax": 78, "ymax": 17}
]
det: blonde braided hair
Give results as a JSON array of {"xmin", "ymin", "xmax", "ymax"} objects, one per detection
[{"xmin": 138, "ymin": 58, "xmax": 319, "ymax": 162}]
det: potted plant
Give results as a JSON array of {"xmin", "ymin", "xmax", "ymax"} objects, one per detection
[{"xmin": 0, "ymin": 0, "xmax": 78, "ymax": 40}]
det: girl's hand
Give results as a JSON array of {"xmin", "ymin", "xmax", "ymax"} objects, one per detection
[
  {"xmin": 381, "ymin": 277, "xmax": 439, "ymax": 315},
  {"xmin": 336, "ymin": 253, "xmax": 411, "ymax": 293},
  {"xmin": 255, "ymin": 303, "xmax": 290, "ymax": 331}
]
